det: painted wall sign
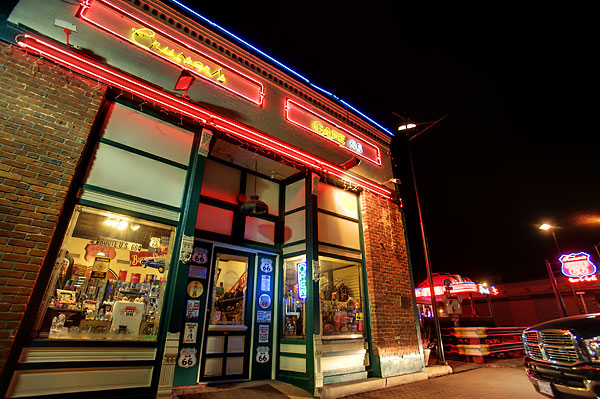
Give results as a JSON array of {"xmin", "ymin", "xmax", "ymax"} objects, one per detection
[
  {"xmin": 97, "ymin": 237, "xmax": 142, "ymax": 252},
  {"xmin": 560, "ymin": 252, "xmax": 597, "ymax": 278},
  {"xmin": 296, "ymin": 262, "xmax": 307, "ymax": 300},
  {"xmin": 78, "ymin": 0, "xmax": 265, "ymax": 105},
  {"xmin": 285, "ymin": 99, "xmax": 381, "ymax": 166}
]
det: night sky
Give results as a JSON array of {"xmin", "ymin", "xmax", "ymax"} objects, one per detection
[{"xmin": 173, "ymin": 1, "xmax": 599, "ymax": 285}]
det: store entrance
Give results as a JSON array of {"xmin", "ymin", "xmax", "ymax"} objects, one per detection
[{"xmin": 199, "ymin": 248, "xmax": 255, "ymax": 380}]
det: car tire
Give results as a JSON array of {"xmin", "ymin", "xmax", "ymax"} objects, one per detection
[{"xmin": 159, "ymin": 266, "xmax": 164, "ymax": 273}]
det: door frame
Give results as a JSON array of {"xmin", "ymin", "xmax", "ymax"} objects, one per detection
[{"xmin": 198, "ymin": 246, "xmax": 256, "ymax": 381}]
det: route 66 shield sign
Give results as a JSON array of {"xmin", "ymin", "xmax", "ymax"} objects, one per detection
[
  {"xmin": 256, "ymin": 346, "xmax": 270, "ymax": 364},
  {"xmin": 178, "ymin": 347, "xmax": 197, "ymax": 368}
]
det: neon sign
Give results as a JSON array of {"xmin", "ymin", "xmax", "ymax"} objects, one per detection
[
  {"xmin": 569, "ymin": 275, "xmax": 598, "ymax": 283},
  {"xmin": 415, "ymin": 282, "xmax": 498, "ymax": 298},
  {"xmin": 16, "ymin": 35, "xmax": 393, "ymax": 199},
  {"xmin": 285, "ymin": 99, "xmax": 382, "ymax": 166},
  {"xmin": 559, "ymin": 252, "xmax": 597, "ymax": 278},
  {"xmin": 78, "ymin": 0, "xmax": 264, "ymax": 105},
  {"xmin": 297, "ymin": 262, "xmax": 307, "ymax": 300}
]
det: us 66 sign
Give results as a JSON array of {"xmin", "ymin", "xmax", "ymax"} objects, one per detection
[{"xmin": 560, "ymin": 252, "xmax": 597, "ymax": 278}]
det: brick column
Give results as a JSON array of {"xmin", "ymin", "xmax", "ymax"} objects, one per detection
[
  {"xmin": 0, "ymin": 42, "xmax": 105, "ymax": 373},
  {"xmin": 360, "ymin": 191, "xmax": 422, "ymax": 377}
]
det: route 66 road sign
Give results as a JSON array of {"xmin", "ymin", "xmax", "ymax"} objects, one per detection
[{"xmin": 178, "ymin": 347, "xmax": 197, "ymax": 368}]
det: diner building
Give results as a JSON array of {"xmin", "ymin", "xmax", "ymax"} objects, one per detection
[{"xmin": 0, "ymin": 0, "xmax": 424, "ymax": 397}]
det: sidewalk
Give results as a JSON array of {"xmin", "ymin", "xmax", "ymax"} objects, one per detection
[{"xmin": 172, "ymin": 363, "xmax": 456, "ymax": 399}]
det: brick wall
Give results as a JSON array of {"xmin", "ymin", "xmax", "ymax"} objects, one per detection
[
  {"xmin": 360, "ymin": 191, "xmax": 421, "ymax": 374},
  {"xmin": 0, "ymin": 41, "xmax": 105, "ymax": 373}
]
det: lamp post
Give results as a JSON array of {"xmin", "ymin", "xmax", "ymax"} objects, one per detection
[
  {"xmin": 539, "ymin": 223, "xmax": 568, "ymax": 317},
  {"xmin": 399, "ymin": 115, "xmax": 447, "ymax": 365}
]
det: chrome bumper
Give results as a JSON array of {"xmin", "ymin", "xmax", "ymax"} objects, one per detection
[{"xmin": 526, "ymin": 368, "xmax": 600, "ymax": 398}]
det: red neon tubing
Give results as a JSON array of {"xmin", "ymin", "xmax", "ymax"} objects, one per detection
[{"xmin": 15, "ymin": 34, "xmax": 393, "ymax": 199}]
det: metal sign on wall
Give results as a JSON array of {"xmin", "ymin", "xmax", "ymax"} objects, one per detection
[
  {"xmin": 78, "ymin": 0, "xmax": 265, "ymax": 105},
  {"xmin": 284, "ymin": 99, "xmax": 382, "ymax": 166}
]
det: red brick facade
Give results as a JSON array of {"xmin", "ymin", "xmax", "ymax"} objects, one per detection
[
  {"xmin": 0, "ymin": 41, "xmax": 105, "ymax": 372},
  {"xmin": 361, "ymin": 191, "xmax": 420, "ymax": 360}
]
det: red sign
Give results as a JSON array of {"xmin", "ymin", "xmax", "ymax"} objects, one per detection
[
  {"xmin": 560, "ymin": 252, "xmax": 597, "ymax": 278},
  {"xmin": 78, "ymin": 0, "xmax": 265, "ymax": 105},
  {"xmin": 285, "ymin": 99, "xmax": 382, "ymax": 166}
]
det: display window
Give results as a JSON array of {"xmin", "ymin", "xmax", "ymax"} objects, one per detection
[
  {"xmin": 282, "ymin": 256, "xmax": 306, "ymax": 339},
  {"xmin": 34, "ymin": 205, "xmax": 175, "ymax": 340},
  {"xmin": 319, "ymin": 257, "xmax": 365, "ymax": 338},
  {"xmin": 209, "ymin": 253, "xmax": 249, "ymax": 326}
]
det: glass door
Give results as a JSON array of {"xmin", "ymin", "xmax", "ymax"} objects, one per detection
[{"xmin": 199, "ymin": 248, "xmax": 254, "ymax": 380}]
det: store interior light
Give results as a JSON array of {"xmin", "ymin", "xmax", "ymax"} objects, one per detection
[{"xmin": 539, "ymin": 223, "xmax": 552, "ymax": 230}]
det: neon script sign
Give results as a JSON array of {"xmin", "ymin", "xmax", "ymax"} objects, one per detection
[
  {"xmin": 78, "ymin": 0, "xmax": 264, "ymax": 105},
  {"xmin": 131, "ymin": 28, "xmax": 225, "ymax": 83},
  {"xmin": 560, "ymin": 252, "xmax": 597, "ymax": 278},
  {"xmin": 285, "ymin": 99, "xmax": 382, "ymax": 166},
  {"xmin": 297, "ymin": 262, "xmax": 307, "ymax": 300}
]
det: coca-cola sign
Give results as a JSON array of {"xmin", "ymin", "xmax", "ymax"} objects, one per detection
[{"xmin": 559, "ymin": 252, "xmax": 597, "ymax": 278}]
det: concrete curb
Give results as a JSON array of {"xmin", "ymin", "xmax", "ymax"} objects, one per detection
[{"xmin": 317, "ymin": 366, "xmax": 453, "ymax": 399}]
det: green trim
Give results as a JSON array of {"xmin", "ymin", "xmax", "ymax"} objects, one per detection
[
  {"xmin": 284, "ymin": 206, "xmax": 306, "ymax": 216},
  {"xmin": 154, "ymin": 129, "xmax": 204, "ymax": 389},
  {"xmin": 282, "ymin": 251, "xmax": 306, "ymax": 259},
  {"xmin": 278, "ymin": 371, "xmax": 312, "ymax": 393},
  {"xmin": 304, "ymin": 174, "xmax": 317, "ymax": 394},
  {"xmin": 317, "ymin": 252, "xmax": 362, "ymax": 263},
  {"xmin": 357, "ymin": 194, "xmax": 378, "ymax": 378},
  {"xmin": 317, "ymin": 241, "xmax": 363, "ymax": 253},
  {"xmin": 81, "ymin": 184, "xmax": 181, "ymax": 213},
  {"xmin": 278, "ymin": 352, "xmax": 306, "ymax": 358},
  {"xmin": 282, "ymin": 240, "xmax": 306, "ymax": 248},
  {"xmin": 25, "ymin": 339, "xmax": 156, "ymax": 348},
  {"xmin": 99, "ymin": 138, "xmax": 188, "ymax": 170},
  {"xmin": 317, "ymin": 208, "xmax": 359, "ymax": 223},
  {"xmin": 15, "ymin": 360, "xmax": 155, "ymax": 370},
  {"xmin": 280, "ymin": 338, "xmax": 306, "ymax": 344},
  {"xmin": 78, "ymin": 199, "xmax": 178, "ymax": 226}
]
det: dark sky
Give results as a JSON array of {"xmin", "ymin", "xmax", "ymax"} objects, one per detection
[{"xmin": 173, "ymin": 1, "xmax": 600, "ymax": 284}]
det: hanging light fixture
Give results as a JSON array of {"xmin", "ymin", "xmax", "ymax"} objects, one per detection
[{"xmin": 240, "ymin": 162, "xmax": 268, "ymax": 216}]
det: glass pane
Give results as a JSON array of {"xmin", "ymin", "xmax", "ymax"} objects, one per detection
[
  {"xmin": 35, "ymin": 205, "xmax": 175, "ymax": 341},
  {"xmin": 201, "ymin": 159, "xmax": 241, "ymax": 204},
  {"xmin": 317, "ymin": 182, "xmax": 358, "ymax": 219},
  {"xmin": 85, "ymin": 143, "xmax": 187, "ymax": 208},
  {"xmin": 319, "ymin": 257, "xmax": 365, "ymax": 337},
  {"xmin": 210, "ymin": 253, "xmax": 248, "ymax": 325},
  {"xmin": 102, "ymin": 103, "xmax": 194, "ymax": 164},
  {"xmin": 282, "ymin": 256, "xmax": 306, "ymax": 339},
  {"xmin": 245, "ymin": 174, "xmax": 279, "ymax": 216}
]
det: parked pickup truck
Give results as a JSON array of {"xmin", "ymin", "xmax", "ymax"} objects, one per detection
[{"xmin": 523, "ymin": 313, "xmax": 600, "ymax": 398}]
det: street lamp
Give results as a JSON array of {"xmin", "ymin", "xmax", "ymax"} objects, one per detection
[
  {"xmin": 398, "ymin": 115, "xmax": 447, "ymax": 365},
  {"xmin": 539, "ymin": 223, "xmax": 568, "ymax": 317}
]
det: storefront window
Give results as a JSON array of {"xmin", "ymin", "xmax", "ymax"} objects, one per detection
[
  {"xmin": 209, "ymin": 254, "xmax": 248, "ymax": 326},
  {"xmin": 282, "ymin": 256, "xmax": 306, "ymax": 339},
  {"xmin": 34, "ymin": 205, "xmax": 175, "ymax": 340},
  {"xmin": 319, "ymin": 257, "xmax": 365, "ymax": 338}
]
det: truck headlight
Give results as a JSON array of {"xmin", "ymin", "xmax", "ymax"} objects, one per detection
[{"xmin": 584, "ymin": 338, "xmax": 600, "ymax": 362}]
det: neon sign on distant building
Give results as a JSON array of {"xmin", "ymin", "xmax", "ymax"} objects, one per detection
[
  {"xmin": 78, "ymin": 0, "xmax": 264, "ymax": 105},
  {"xmin": 285, "ymin": 99, "xmax": 382, "ymax": 166},
  {"xmin": 296, "ymin": 262, "xmax": 307, "ymax": 300},
  {"xmin": 560, "ymin": 252, "xmax": 597, "ymax": 278}
]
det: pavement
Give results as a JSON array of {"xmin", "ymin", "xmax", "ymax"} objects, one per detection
[{"xmin": 172, "ymin": 357, "xmax": 539, "ymax": 399}]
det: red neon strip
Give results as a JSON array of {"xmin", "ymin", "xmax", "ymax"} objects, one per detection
[
  {"xmin": 79, "ymin": 0, "xmax": 265, "ymax": 105},
  {"xmin": 16, "ymin": 35, "xmax": 393, "ymax": 199}
]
